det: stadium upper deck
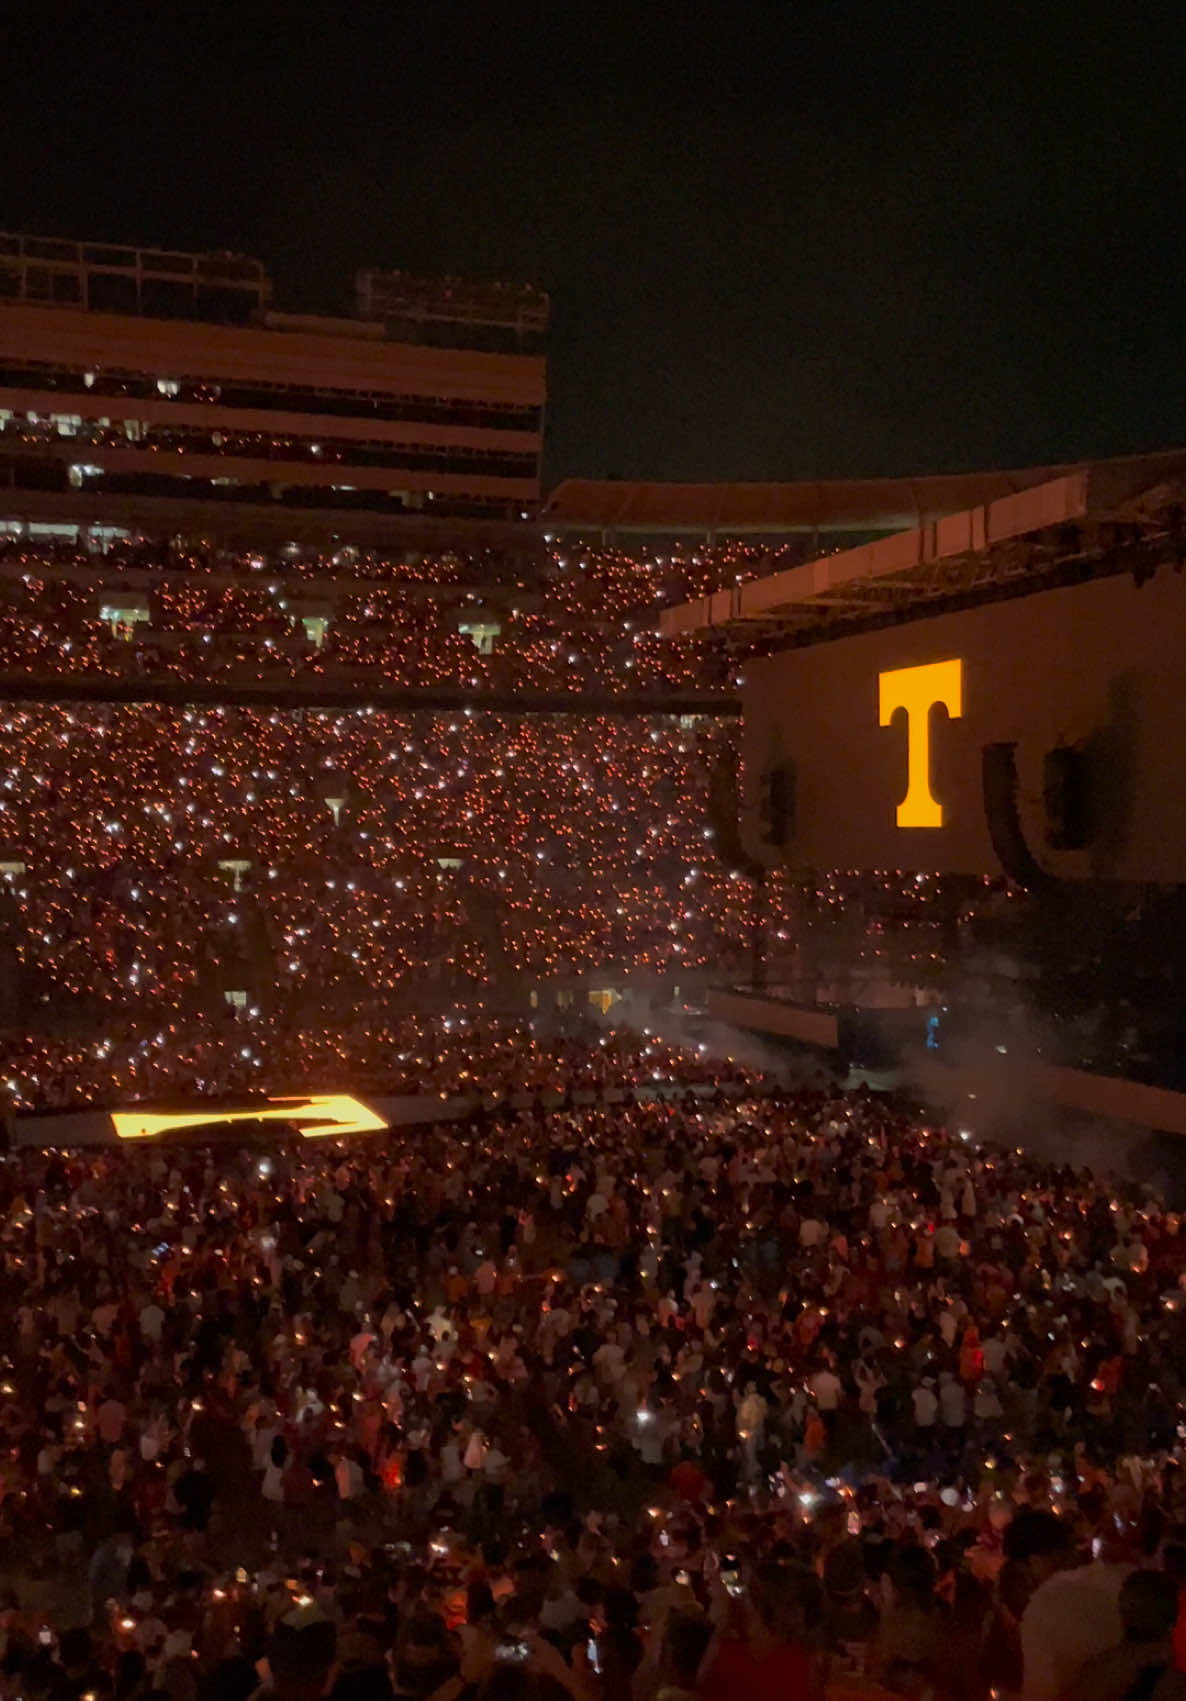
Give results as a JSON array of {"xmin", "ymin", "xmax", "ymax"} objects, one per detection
[
  {"xmin": 654, "ymin": 448, "xmax": 1186, "ymax": 641},
  {"xmin": 0, "ymin": 233, "xmax": 547, "ymax": 539}
]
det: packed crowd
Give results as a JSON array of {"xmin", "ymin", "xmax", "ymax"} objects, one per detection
[
  {"xmin": 0, "ymin": 687, "xmax": 1174, "ymax": 1106},
  {"xmin": 0, "ymin": 536, "xmax": 802, "ymax": 696},
  {"xmin": 3, "ymin": 1082, "xmax": 1186, "ymax": 1701},
  {"xmin": 0, "ymin": 532, "xmax": 801, "ymax": 601},
  {"xmin": 0, "ymin": 1016, "xmax": 758, "ymax": 1115},
  {"xmin": 0, "ymin": 577, "xmax": 728, "ymax": 696},
  {"xmin": 0, "ymin": 703, "xmax": 803, "ymax": 1108}
]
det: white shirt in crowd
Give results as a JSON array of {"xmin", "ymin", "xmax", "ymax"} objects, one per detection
[
  {"xmin": 913, "ymin": 1384, "xmax": 938, "ymax": 1427},
  {"xmin": 810, "ymin": 1368, "xmax": 843, "ymax": 1411},
  {"xmin": 939, "ymin": 1378, "xmax": 967, "ymax": 1428},
  {"xmin": 1021, "ymin": 1561, "xmax": 1128, "ymax": 1701},
  {"xmin": 139, "ymin": 1302, "xmax": 164, "ymax": 1342}
]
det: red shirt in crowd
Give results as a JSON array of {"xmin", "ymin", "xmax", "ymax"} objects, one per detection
[{"xmin": 700, "ymin": 1637, "xmax": 813, "ymax": 1701}]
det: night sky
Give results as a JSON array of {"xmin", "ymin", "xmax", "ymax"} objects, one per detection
[{"xmin": 5, "ymin": 3, "xmax": 1183, "ymax": 487}]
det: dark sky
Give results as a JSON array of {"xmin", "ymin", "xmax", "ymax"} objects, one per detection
[{"xmin": 4, "ymin": 2, "xmax": 1184, "ymax": 486}]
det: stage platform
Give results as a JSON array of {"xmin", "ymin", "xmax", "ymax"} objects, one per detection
[{"xmin": 12, "ymin": 1079, "xmax": 760, "ymax": 1148}]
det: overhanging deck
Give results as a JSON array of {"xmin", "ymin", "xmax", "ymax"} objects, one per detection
[{"xmin": 659, "ymin": 449, "xmax": 1186, "ymax": 641}]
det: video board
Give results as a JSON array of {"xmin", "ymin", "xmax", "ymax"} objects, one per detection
[{"xmin": 741, "ymin": 566, "xmax": 1186, "ymax": 881}]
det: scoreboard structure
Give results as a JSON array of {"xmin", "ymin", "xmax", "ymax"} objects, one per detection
[{"xmin": 662, "ymin": 450, "xmax": 1186, "ymax": 886}]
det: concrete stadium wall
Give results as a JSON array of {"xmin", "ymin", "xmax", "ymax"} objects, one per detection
[
  {"xmin": 707, "ymin": 989, "xmax": 840, "ymax": 1049},
  {"xmin": 704, "ymin": 987, "xmax": 1186, "ymax": 1141},
  {"xmin": 914, "ymin": 1053, "xmax": 1186, "ymax": 1139}
]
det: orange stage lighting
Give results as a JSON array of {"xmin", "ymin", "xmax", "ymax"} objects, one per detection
[{"xmin": 110, "ymin": 1094, "xmax": 386, "ymax": 1141}]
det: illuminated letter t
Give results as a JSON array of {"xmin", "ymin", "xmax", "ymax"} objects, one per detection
[{"xmin": 878, "ymin": 659, "xmax": 963, "ymax": 828}]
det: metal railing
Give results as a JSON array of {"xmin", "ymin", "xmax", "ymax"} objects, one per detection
[{"xmin": 0, "ymin": 232, "xmax": 271, "ymax": 315}]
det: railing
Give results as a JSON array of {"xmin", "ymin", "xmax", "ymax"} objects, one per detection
[
  {"xmin": 0, "ymin": 232, "xmax": 270, "ymax": 316},
  {"xmin": 356, "ymin": 268, "xmax": 550, "ymax": 337}
]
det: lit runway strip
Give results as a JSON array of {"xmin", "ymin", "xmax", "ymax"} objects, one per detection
[
  {"xmin": 14, "ymin": 1080, "xmax": 762, "ymax": 1149},
  {"xmin": 110, "ymin": 1093, "xmax": 387, "ymax": 1141}
]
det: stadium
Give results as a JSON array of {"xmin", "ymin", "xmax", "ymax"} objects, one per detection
[
  {"xmin": 3, "ymin": 230, "xmax": 1186, "ymax": 1700},
  {"xmin": 1, "ymin": 234, "xmax": 1184, "ymax": 1147}
]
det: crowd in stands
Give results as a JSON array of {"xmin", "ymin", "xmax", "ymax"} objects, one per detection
[
  {"xmin": 0, "ymin": 702, "xmax": 796, "ymax": 1108},
  {"xmin": 0, "ymin": 578, "xmax": 729, "ymax": 696},
  {"xmin": 0, "ymin": 516, "xmax": 1182, "ymax": 1700},
  {"xmin": 0, "ymin": 536, "xmax": 807, "ymax": 696},
  {"xmin": 0, "ymin": 531, "xmax": 801, "ymax": 601},
  {"xmin": 0, "ymin": 1016, "xmax": 758, "ymax": 1116},
  {"xmin": 1, "ymin": 1079, "xmax": 1186, "ymax": 1701},
  {"xmin": 0, "ymin": 688, "xmax": 1174, "ymax": 1105}
]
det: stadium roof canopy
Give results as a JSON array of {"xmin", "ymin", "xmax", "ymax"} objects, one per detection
[
  {"xmin": 543, "ymin": 466, "xmax": 1072, "ymax": 536},
  {"xmin": 658, "ymin": 448, "xmax": 1186, "ymax": 643}
]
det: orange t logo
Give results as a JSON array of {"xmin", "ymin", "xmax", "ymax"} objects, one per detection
[{"xmin": 878, "ymin": 659, "xmax": 963, "ymax": 828}]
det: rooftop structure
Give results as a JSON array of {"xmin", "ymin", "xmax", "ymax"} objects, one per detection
[
  {"xmin": 355, "ymin": 269, "xmax": 549, "ymax": 354},
  {"xmin": 0, "ymin": 231, "xmax": 270, "ymax": 320},
  {"xmin": 543, "ymin": 465, "xmax": 1067, "ymax": 537},
  {"xmin": 0, "ymin": 233, "xmax": 547, "ymax": 546},
  {"xmin": 658, "ymin": 448, "xmax": 1186, "ymax": 642}
]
